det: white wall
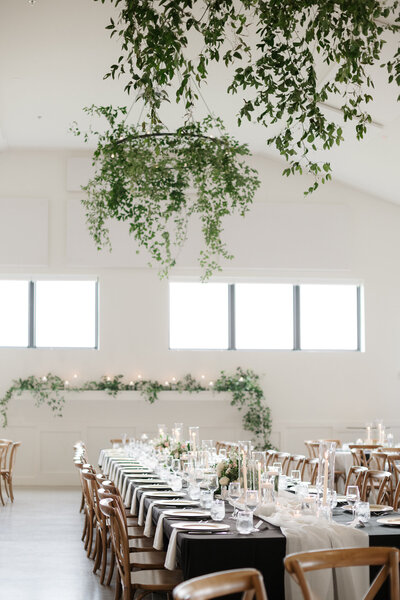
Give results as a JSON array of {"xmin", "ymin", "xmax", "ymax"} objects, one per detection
[{"xmin": 1, "ymin": 149, "xmax": 400, "ymax": 484}]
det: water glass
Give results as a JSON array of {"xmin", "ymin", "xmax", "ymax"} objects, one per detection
[
  {"xmin": 301, "ymin": 496, "xmax": 318, "ymax": 515},
  {"xmin": 210, "ymin": 499, "xmax": 225, "ymax": 521},
  {"xmin": 272, "ymin": 462, "xmax": 282, "ymax": 474},
  {"xmin": 245, "ymin": 489, "xmax": 259, "ymax": 513},
  {"xmin": 228, "ymin": 482, "xmax": 241, "ymax": 519},
  {"xmin": 188, "ymin": 484, "xmax": 201, "ymax": 500},
  {"xmin": 291, "ymin": 470, "xmax": 301, "ymax": 483},
  {"xmin": 170, "ymin": 475, "xmax": 183, "ymax": 491},
  {"xmin": 346, "ymin": 485, "xmax": 360, "ymax": 520},
  {"xmin": 355, "ymin": 501, "xmax": 370, "ymax": 524},
  {"xmin": 200, "ymin": 490, "xmax": 213, "ymax": 509},
  {"xmin": 296, "ymin": 482, "xmax": 309, "ymax": 498},
  {"xmin": 236, "ymin": 510, "xmax": 253, "ymax": 534}
]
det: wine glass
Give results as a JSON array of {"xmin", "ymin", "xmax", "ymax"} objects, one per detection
[
  {"xmin": 346, "ymin": 485, "xmax": 360, "ymax": 522},
  {"xmin": 272, "ymin": 462, "xmax": 282, "ymax": 474},
  {"xmin": 207, "ymin": 474, "xmax": 219, "ymax": 498},
  {"xmin": 228, "ymin": 482, "xmax": 241, "ymax": 519},
  {"xmin": 171, "ymin": 458, "xmax": 181, "ymax": 474},
  {"xmin": 245, "ymin": 489, "xmax": 259, "ymax": 514}
]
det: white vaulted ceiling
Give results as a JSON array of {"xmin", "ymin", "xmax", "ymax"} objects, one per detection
[{"xmin": 0, "ymin": 0, "xmax": 399, "ymax": 203}]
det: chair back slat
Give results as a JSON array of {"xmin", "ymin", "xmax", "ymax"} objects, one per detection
[
  {"xmin": 284, "ymin": 547, "xmax": 400, "ymax": 600},
  {"xmin": 173, "ymin": 568, "xmax": 268, "ymax": 600}
]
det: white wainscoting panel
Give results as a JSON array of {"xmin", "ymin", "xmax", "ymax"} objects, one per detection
[
  {"xmin": 5, "ymin": 391, "xmax": 398, "ymax": 486},
  {"xmin": 0, "ymin": 198, "xmax": 48, "ymax": 266}
]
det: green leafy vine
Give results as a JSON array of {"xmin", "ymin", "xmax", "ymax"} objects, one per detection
[
  {"xmin": 71, "ymin": 108, "xmax": 260, "ymax": 280},
  {"xmin": 0, "ymin": 367, "xmax": 272, "ymax": 450},
  {"xmin": 96, "ymin": 0, "xmax": 400, "ymax": 193}
]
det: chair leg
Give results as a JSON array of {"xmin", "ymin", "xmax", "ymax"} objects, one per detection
[
  {"xmin": 99, "ymin": 529, "xmax": 108, "ymax": 584},
  {"xmin": 8, "ymin": 475, "xmax": 14, "ymax": 503},
  {"xmin": 90, "ymin": 526, "xmax": 99, "ymax": 560},
  {"xmin": 106, "ymin": 547, "xmax": 115, "ymax": 586},
  {"xmin": 114, "ymin": 570, "xmax": 121, "ymax": 600},
  {"xmin": 0, "ymin": 478, "xmax": 5, "ymax": 506},
  {"xmin": 82, "ymin": 512, "xmax": 88, "ymax": 542},
  {"xmin": 86, "ymin": 516, "xmax": 93, "ymax": 556},
  {"xmin": 93, "ymin": 530, "xmax": 101, "ymax": 573},
  {"xmin": 3, "ymin": 474, "xmax": 10, "ymax": 498},
  {"xmin": 79, "ymin": 491, "xmax": 84, "ymax": 513}
]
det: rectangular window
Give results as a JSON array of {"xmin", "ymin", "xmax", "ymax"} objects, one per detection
[
  {"xmin": 0, "ymin": 280, "xmax": 29, "ymax": 347},
  {"xmin": 169, "ymin": 282, "xmax": 361, "ymax": 352},
  {"xmin": 169, "ymin": 282, "xmax": 229, "ymax": 349},
  {"xmin": 35, "ymin": 280, "xmax": 98, "ymax": 348},
  {"xmin": 299, "ymin": 284, "xmax": 359, "ymax": 350},
  {"xmin": 235, "ymin": 283, "xmax": 293, "ymax": 349},
  {"xmin": 0, "ymin": 279, "xmax": 98, "ymax": 349}
]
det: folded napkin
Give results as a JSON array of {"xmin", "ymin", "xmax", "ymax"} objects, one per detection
[
  {"xmin": 144, "ymin": 501, "xmax": 157, "ymax": 537},
  {"xmin": 153, "ymin": 513, "xmax": 167, "ymax": 550},
  {"xmin": 265, "ymin": 510, "xmax": 368, "ymax": 600},
  {"xmin": 138, "ymin": 492, "xmax": 151, "ymax": 525},
  {"xmin": 164, "ymin": 528, "xmax": 179, "ymax": 570}
]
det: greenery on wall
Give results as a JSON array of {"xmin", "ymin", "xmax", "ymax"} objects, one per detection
[
  {"xmin": 0, "ymin": 367, "xmax": 272, "ymax": 450},
  {"xmin": 96, "ymin": 0, "xmax": 400, "ymax": 194},
  {"xmin": 72, "ymin": 107, "xmax": 260, "ymax": 280}
]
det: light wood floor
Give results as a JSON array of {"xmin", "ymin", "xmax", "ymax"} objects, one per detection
[{"xmin": 0, "ymin": 487, "xmax": 115, "ymax": 600}]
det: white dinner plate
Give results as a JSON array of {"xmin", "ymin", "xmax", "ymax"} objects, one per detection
[
  {"xmin": 143, "ymin": 491, "xmax": 186, "ymax": 497},
  {"xmin": 162, "ymin": 509, "xmax": 210, "ymax": 518},
  {"xmin": 138, "ymin": 484, "xmax": 171, "ymax": 489},
  {"xmin": 171, "ymin": 521, "xmax": 230, "ymax": 532},
  {"xmin": 155, "ymin": 499, "xmax": 200, "ymax": 506},
  {"xmin": 343, "ymin": 504, "xmax": 393, "ymax": 514},
  {"xmin": 376, "ymin": 516, "xmax": 400, "ymax": 526},
  {"xmin": 131, "ymin": 478, "xmax": 163, "ymax": 483}
]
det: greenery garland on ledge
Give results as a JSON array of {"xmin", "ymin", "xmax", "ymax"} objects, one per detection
[{"xmin": 0, "ymin": 367, "xmax": 272, "ymax": 450}]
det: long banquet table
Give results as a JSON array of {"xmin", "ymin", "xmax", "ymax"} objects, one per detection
[{"xmin": 99, "ymin": 450, "xmax": 400, "ymax": 600}]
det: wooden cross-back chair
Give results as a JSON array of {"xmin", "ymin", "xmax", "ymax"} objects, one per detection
[
  {"xmin": 304, "ymin": 441, "xmax": 319, "ymax": 459},
  {"xmin": 393, "ymin": 481, "xmax": 400, "ymax": 511},
  {"xmin": 386, "ymin": 455, "xmax": 400, "ymax": 488},
  {"xmin": 349, "ymin": 444, "xmax": 382, "ymax": 468},
  {"xmin": 265, "ymin": 450, "xmax": 277, "ymax": 467},
  {"xmin": 344, "ymin": 465, "xmax": 368, "ymax": 495},
  {"xmin": 284, "ymin": 547, "xmax": 400, "ymax": 600},
  {"xmin": 0, "ymin": 441, "xmax": 21, "ymax": 503},
  {"xmin": 284, "ymin": 455, "xmax": 305, "ymax": 476},
  {"xmin": 361, "ymin": 470, "xmax": 393, "ymax": 505},
  {"xmin": 301, "ymin": 458, "xmax": 319, "ymax": 485},
  {"xmin": 100, "ymin": 497, "xmax": 183, "ymax": 600},
  {"xmin": 173, "ymin": 568, "xmax": 268, "ymax": 600},
  {"xmin": 0, "ymin": 443, "xmax": 10, "ymax": 505}
]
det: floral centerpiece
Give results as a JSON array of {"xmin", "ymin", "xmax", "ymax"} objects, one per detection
[
  {"xmin": 154, "ymin": 434, "xmax": 171, "ymax": 452},
  {"xmin": 170, "ymin": 441, "xmax": 189, "ymax": 459},
  {"xmin": 216, "ymin": 451, "xmax": 239, "ymax": 491}
]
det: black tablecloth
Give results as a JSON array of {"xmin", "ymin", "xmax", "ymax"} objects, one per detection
[{"xmin": 125, "ymin": 472, "xmax": 400, "ymax": 600}]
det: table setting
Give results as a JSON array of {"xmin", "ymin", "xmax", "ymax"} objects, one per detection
[{"xmin": 99, "ymin": 427, "xmax": 400, "ymax": 600}]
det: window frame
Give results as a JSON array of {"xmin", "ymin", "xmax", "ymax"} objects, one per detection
[
  {"xmin": 169, "ymin": 281, "xmax": 363, "ymax": 352},
  {"xmin": 0, "ymin": 278, "xmax": 99, "ymax": 350}
]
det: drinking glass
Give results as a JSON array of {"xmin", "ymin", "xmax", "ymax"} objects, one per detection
[
  {"xmin": 210, "ymin": 499, "xmax": 225, "ymax": 521},
  {"xmin": 272, "ymin": 462, "xmax": 282, "ymax": 474},
  {"xmin": 291, "ymin": 470, "xmax": 301, "ymax": 483},
  {"xmin": 170, "ymin": 475, "xmax": 183, "ymax": 491},
  {"xmin": 236, "ymin": 510, "xmax": 253, "ymax": 534},
  {"xmin": 200, "ymin": 490, "xmax": 213, "ymax": 509},
  {"xmin": 245, "ymin": 489, "xmax": 259, "ymax": 513},
  {"xmin": 188, "ymin": 484, "xmax": 201, "ymax": 500},
  {"xmin": 355, "ymin": 501, "xmax": 370, "ymax": 524},
  {"xmin": 346, "ymin": 485, "xmax": 360, "ymax": 520},
  {"xmin": 207, "ymin": 474, "xmax": 219, "ymax": 498},
  {"xmin": 228, "ymin": 482, "xmax": 241, "ymax": 519},
  {"xmin": 171, "ymin": 458, "xmax": 180, "ymax": 471}
]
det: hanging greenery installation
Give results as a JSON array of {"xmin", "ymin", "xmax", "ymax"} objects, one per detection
[
  {"xmin": 72, "ymin": 107, "xmax": 260, "ymax": 280},
  {"xmin": 96, "ymin": 0, "xmax": 400, "ymax": 193}
]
